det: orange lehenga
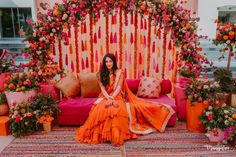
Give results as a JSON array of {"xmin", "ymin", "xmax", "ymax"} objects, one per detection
[{"xmin": 75, "ymin": 69, "xmax": 175, "ymax": 146}]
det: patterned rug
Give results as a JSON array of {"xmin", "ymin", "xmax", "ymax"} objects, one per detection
[{"xmin": 1, "ymin": 121, "xmax": 236, "ymax": 157}]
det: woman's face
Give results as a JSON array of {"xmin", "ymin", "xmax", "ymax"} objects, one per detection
[{"xmin": 105, "ymin": 57, "xmax": 113, "ymax": 71}]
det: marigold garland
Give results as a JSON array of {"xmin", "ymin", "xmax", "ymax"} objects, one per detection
[
  {"xmin": 134, "ymin": 13, "xmax": 138, "ymax": 78},
  {"xmin": 106, "ymin": 15, "xmax": 109, "ymax": 53},
  {"xmin": 119, "ymin": 8, "xmax": 123, "ymax": 69},
  {"xmin": 58, "ymin": 40, "xmax": 62, "ymax": 70},
  {"xmin": 74, "ymin": 26, "xmax": 79, "ymax": 73},
  {"xmin": 162, "ymin": 29, "xmax": 167, "ymax": 79},
  {"xmin": 147, "ymin": 17, "xmax": 151, "ymax": 77},
  {"xmin": 89, "ymin": 15, "xmax": 94, "ymax": 72}
]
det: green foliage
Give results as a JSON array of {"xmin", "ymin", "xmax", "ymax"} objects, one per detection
[{"xmin": 0, "ymin": 93, "xmax": 7, "ymax": 104}]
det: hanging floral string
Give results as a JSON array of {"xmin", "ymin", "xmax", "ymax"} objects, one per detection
[
  {"xmin": 106, "ymin": 15, "xmax": 109, "ymax": 54},
  {"xmin": 147, "ymin": 17, "xmax": 151, "ymax": 77},
  {"xmin": 119, "ymin": 8, "xmax": 123, "ymax": 69},
  {"xmin": 134, "ymin": 13, "xmax": 138, "ymax": 78},
  {"xmin": 89, "ymin": 15, "xmax": 94, "ymax": 72},
  {"xmin": 162, "ymin": 29, "xmax": 167, "ymax": 79},
  {"xmin": 74, "ymin": 26, "xmax": 79, "ymax": 73}
]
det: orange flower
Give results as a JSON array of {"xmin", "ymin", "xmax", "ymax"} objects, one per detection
[
  {"xmin": 223, "ymin": 35, "xmax": 228, "ymax": 40},
  {"xmin": 203, "ymin": 100, "xmax": 208, "ymax": 105},
  {"xmin": 186, "ymin": 23, "xmax": 191, "ymax": 30},
  {"xmin": 39, "ymin": 116, "xmax": 46, "ymax": 123},
  {"xmin": 232, "ymin": 113, "xmax": 236, "ymax": 119},
  {"xmin": 214, "ymin": 19, "xmax": 218, "ymax": 23},
  {"xmin": 140, "ymin": 5, "xmax": 146, "ymax": 10},
  {"xmin": 229, "ymin": 31, "xmax": 235, "ymax": 40}
]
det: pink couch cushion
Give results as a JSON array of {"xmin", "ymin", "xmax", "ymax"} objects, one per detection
[
  {"xmin": 160, "ymin": 80, "xmax": 172, "ymax": 95},
  {"xmin": 126, "ymin": 79, "xmax": 172, "ymax": 95},
  {"xmin": 126, "ymin": 79, "xmax": 140, "ymax": 94}
]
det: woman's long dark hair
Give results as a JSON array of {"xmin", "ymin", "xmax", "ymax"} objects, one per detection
[{"xmin": 100, "ymin": 53, "xmax": 118, "ymax": 86}]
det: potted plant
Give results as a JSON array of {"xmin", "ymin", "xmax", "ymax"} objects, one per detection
[
  {"xmin": 178, "ymin": 63, "xmax": 200, "ymax": 88},
  {"xmin": 200, "ymin": 104, "xmax": 236, "ymax": 144},
  {"xmin": 39, "ymin": 114, "xmax": 54, "ymax": 132},
  {"xmin": 213, "ymin": 21, "xmax": 236, "ymax": 71},
  {"xmin": 4, "ymin": 73, "xmax": 39, "ymax": 106},
  {"xmin": 185, "ymin": 78, "xmax": 224, "ymax": 133},
  {"xmin": 9, "ymin": 101, "xmax": 37, "ymax": 137},
  {"xmin": 9, "ymin": 93, "xmax": 60, "ymax": 137},
  {"xmin": 213, "ymin": 68, "xmax": 235, "ymax": 105},
  {"xmin": 0, "ymin": 92, "xmax": 9, "ymax": 116}
]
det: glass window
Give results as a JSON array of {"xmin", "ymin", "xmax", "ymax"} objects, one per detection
[
  {"xmin": 1, "ymin": 8, "xmax": 14, "ymax": 37},
  {"xmin": 0, "ymin": 8, "xmax": 32, "ymax": 38}
]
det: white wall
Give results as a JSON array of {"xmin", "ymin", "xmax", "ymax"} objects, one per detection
[
  {"xmin": 0, "ymin": 0, "xmax": 37, "ymax": 20},
  {"xmin": 198, "ymin": 0, "xmax": 236, "ymax": 39}
]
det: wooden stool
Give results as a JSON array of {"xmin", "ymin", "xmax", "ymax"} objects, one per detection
[{"xmin": 0, "ymin": 116, "xmax": 10, "ymax": 136}]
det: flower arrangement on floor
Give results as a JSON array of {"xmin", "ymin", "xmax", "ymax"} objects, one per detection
[
  {"xmin": 4, "ymin": 73, "xmax": 40, "ymax": 92},
  {"xmin": 39, "ymin": 114, "xmax": 54, "ymax": 132},
  {"xmin": 185, "ymin": 78, "xmax": 224, "ymax": 105},
  {"xmin": 200, "ymin": 104, "xmax": 236, "ymax": 144},
  {"xmin": 9, "ymin": 94, "xmax": 60, "ymax": 137},
  {"xmin": 10, "ymin": 102, "xmax": 37, "ymax": 137}
]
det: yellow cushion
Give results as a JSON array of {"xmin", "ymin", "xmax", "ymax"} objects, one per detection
[
  {"xmin": 78, "ymin": 73, "xmax": 101, "ymax": 98},
  {"xmin": 55, "ymin": 72, "xmax": 80, "ymax": 98}
]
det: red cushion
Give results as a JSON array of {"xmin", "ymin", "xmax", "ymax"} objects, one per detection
[
  {"xmin": 126, "ymin": 79, "xmax": 140, "ymax": 94},
  {"xmin": 126, "ymin": 79, "xmax": 172, "ymax": 95},
  {"xmin": 160, "ymin": 79, "xmax": 172, "ymax": 95}
]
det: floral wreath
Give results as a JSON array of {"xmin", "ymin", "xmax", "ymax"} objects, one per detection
[{"xmin": 21, "ymin": 0, "xmax": 209, "ymax": 77}]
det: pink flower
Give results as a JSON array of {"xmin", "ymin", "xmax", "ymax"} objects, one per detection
[{"xmin": 26, "ymin": 112, "xmax": 32, "ymax": 117}]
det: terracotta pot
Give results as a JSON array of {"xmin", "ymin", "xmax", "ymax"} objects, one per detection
[
  {"xmin": 43, "ymin": 122, "xmax": 52, "ymax": 132},
  {"xmin": 206, "ymin": 129, "xmax": 225, "ymax": 142},
  {"xmin": 0, "ymin": 73, "xmax": 11, "ymax": 92},
  {"xmin": 186, "ymin": 100, "xmax": 209, "ymax": 133},
  {"xmin": 5, "ymin": 90, "xmax": 37, "ymax": 106},
  {"xmin": 179, "ymin": 76, "xmax": 191, "ymax": 88},
  {"xmin": 0, "ymin": 104, "xmax": 9, "ymax": 116},
  {"xmin": 231, "ymin": 93, "xmax": 236, "ymax": 108}
]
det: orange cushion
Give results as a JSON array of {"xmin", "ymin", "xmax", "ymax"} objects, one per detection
[
  {"xmin": 0, "ymin": 116, "xmax": 10, "ymax": 136},
  {"xmin": 55, "ymin": 72, "xmax": 80, "ymax": 98},
  {"xmin": 78, "ymin": 73, "xmax": 101, "ymax": 98},
  {"xmin": 137, "ymin": 77, "xmax": 161, "ymax": 98}
]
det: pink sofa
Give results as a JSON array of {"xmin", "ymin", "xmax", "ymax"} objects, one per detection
[{"xmin": 58, "ymin": 79, "xmax": 177, "ymax": 126}]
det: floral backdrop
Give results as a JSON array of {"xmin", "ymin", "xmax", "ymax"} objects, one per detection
[{"xmin": 34, "ymin": 0, "xmax": 198, "ymax": 81}]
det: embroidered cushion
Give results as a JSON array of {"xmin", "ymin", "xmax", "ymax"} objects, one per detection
[
  {"xmin": 77, "ymin": 73, "xmax": 101, "ymax": 98},
  {"xmin": 55, "ymin": 72, "xmax": 80, "ymax": 98},
  {"xmin": 136, "ymin": 77, "xmax": 161, "ymax": 98}
]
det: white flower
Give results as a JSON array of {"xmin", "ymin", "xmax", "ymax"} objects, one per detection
[
  {"xmin": 224, "ymin": 110, "xmax": 229, "ymax": 114},
  {"xmin": 208, "ymin": 106, "xmax": 212, "ymax": 110},
  {"xmin": 224, "ymin": 120, "xmax": 229, "ymax": 125},
  {"xmin": 62, "ymin": 14, "xmax": 68, "ymax": 20},
  {"xmin": 72, "ymin": 4, "xmax": 76, "ymax": 8},
  {"xmin": 50, "ymin": 33, "xmax": 54, "ymax": 36},
  {"xmin": 52, "ymin": 29, "xmax": 56, "ymax": 33},
  {"xmin": 36, "ymin": 51, "xmax": 41, "ymax": 55},
  {"xmin": 226, "ymin": 40, "xmax": 231, "ymax": 44},
  {"xmin": 203, "ymin": 85, "xmax": 209, "ymax": 89},
  {"xmin": 47, "ymin": 16, "xmax": 51, "ymax": 21}
]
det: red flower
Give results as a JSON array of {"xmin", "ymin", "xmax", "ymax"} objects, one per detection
[
  {"xmin": 15, "ymin": 116, "xmax": 21, "ymax": 122},
  {"xmin": 207, "ymin": 115, "xmax": 213, "ymax": 121}
]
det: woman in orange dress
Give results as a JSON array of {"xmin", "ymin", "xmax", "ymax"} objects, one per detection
[{"xmin": 75, "ymin": 53, "xmax": 175, "ymax": 146}]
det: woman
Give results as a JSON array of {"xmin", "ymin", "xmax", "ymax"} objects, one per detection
[{"xmin": 76, "ymin": 53, "xmax": 174, "ymax": 146}]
